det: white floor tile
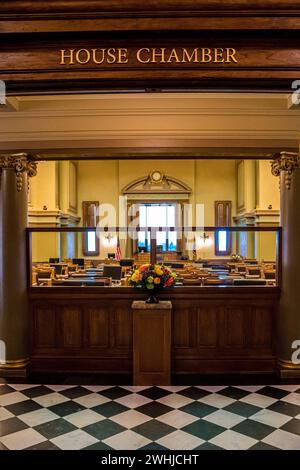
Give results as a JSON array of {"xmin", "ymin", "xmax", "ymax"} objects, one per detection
[
  {"xmin": 250, "ymin": 408, "xmax": 292, "ymax": 428},
  {"xmin": 64, "ymin": 409, "xmax": 105, "ymax": 428},
  {"xmin": 239, "ymin": 393, "xmax": 277, "ymax": 408},
  {"xmin": 281, "ymin": 393, "xmax": 300, "ymax": 406},
  {"xmin": 159, "ymin": 386, "xmax": 189, "ymax": 392},
  {"xmin": 51, "ymin": 429, "xmax": 98, "ymax": 450},
  {"xmin": 272, "ymin": 385, "xmax": 300, "ymax": 392},
  {"xmin": 198, "ymin": 393, "xmax": 235, "ymax": 408},
  {"xmin": 73, "ymin": 393, "xmax": 111, "ymax": 408},
  {"xmin": 263, "ymin": 429, "xmax": 300, "ymax": 450},
  {"xmin": 110, "ymin": 409, "xmax": 152, "ymax": 428},
  {"xmin": 235, "ymin": 386, "xmax": 265, "ymax": 393},
  {"xmin": 82, "ymin": 385, "xmax": 114, "ymax": 392},
  {"xmin": 18, "ymin": 408, "xmax": 59, "ymax": 427},
  {"xmin": 203, "ymin": 409, "xmax": 245, "ymax": 428},
  {"xmin": 0, "ymin": 428, "xmax": 46, "ymax": 450},
  {"xmin": 0, "ymin": 407, "xmax": 14, "ymax": 421},
  {"xmin": 46, "ymin": 385, "xmax": 75, "ymax": 392},
  {"xmin": 156, "ymin": 393, "xmax": 193, "ymax": 409},
  {"xmin": 210, "ymin": 429, "xmax": 257, "ymax": 450},
  {"xmin": 8, "ymin": 384, "xmax": 41, "ymax": 391},
  {"xmin": 156, "ymin": 410, "xmax": 198, "ymax": 428},
  {"xmin": 121, "ymin": 386, "xmax": 150, "ymax": 392},
  {"xmin": 103, "ymin": 430, "xmax": 151, "ymax": 450},
  {"xmin": 0, "ymin": 391, "xmax": 28, "ymax": 407},
  {"xmin": 115, "ymin": 393, "xmax": 152, "ymax": 408},
  {"xmin": 33, "ymin": 392, "xmax": 69, "ymax": 408},
  {"xmin": 157, "ymin": 430, "xmax": 204, "ymax": 450},
  {"xmin": 196, "ymin": 386, "xmax": 227, "ymax": 393}
]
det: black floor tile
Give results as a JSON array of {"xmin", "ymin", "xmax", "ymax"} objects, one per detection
[
  {"xmin": 179, "ymin": 401, "xmax": 218, "ymax": 418},
  {"xmin": 91, "ymin": 401, "xmax": 128, "ymax": 418},
  {"xmin": 6, "ymin": 399, "xmax": 42, "ymax": 416},
  {"xmin": 132, "ymin": 419, "xmax": 175, "ymax": 441},
  {"xmin": 60, "ymin": 386, "xmax": 91, "ymax": 400},
  {"xmin": 22, "ymin": 386, "xmax": 53, "ymax": 399},
  {"xmin": 280, "ymin": 418, "xmax": 300, "ymax": 436},
  {"xmin": 179, "ymin": 387, "xmax": 210, "ymax": 400},
  {"xmin": 99, "ymin": 387, "xmax": 131, "ymax": 400},
  {"xmin": 232, "ymin": 419, "xmax": 276, "ymax": 440},
  {"xmin": 0, "ymin": 385, "xmax": 15, "ymax": 395},
  {"xmin": 268, "ymin": 401, "xmax": 300, "ymax": 417},
  {"xmin": 218, "ymin": 386, "xmax": 249, "ymax": 400},
  {"xmin": 84, "ymin": 442, "xmax": 113, "ymax": 450},
  {"xmin": 83, "ymin": 419, "xmax": 126, "ymax": 440},
  {"xmin": 138, "ymin": 387, "xmax": 171, "ymax": 401},
  {"xmin": 223, "ymin": 401, "xmax": 261, "ymax": 418},
  {"xmin": 26, "ymin": 441, "xmax": 60, "ymax": 450},
  {"xmin": 196, "ymin": 442, "xmax": 223, "ymax": 450},
  {"xmin": 140, "ymin": 443, "xmax": 168, "ymax": 450},
  {"xmin": 48, "ymin": 401, "xmax": 85, "ymax": 417},
  {"xmin": 0, "ymin": 417, "xmax": 27, "ymax": 437},
  {"xmin": 33, "ymin": 418, "xmax": 77, "ymax": 439},
  {"xmin": 249, "ymin": 441, "xmax": 280, "ymax": 450},
  {"xmin": 182, "ymin": 419, "xmax": 225, "ymax": 441},
  {"xmin": 256, "ymin": 386, "xmax": 290, "ymax": 400},
  {"xmin": 135, "ymin": 402, "xmax": 173, "ymax": 418}
]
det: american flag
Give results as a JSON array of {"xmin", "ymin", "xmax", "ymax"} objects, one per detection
[{"xmin": 115, "ymin": 237, "xmax": 121, "ymax": 261}]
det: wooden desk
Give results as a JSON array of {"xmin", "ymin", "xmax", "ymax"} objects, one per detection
[{"xmin": 132, "ymin": 300, "xmax": 172, "ymax": 386}]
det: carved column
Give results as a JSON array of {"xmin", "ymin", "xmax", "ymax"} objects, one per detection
[
  {"xmin": 271, "ymin": 151, "xmax": 300, "ymax": 377},
  {"xmin": 0, "ymin": 153, "xmax": 37, "ymax": 376}
]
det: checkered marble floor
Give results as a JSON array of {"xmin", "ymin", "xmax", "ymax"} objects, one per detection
[{"xmin": 1, "ymin": 384, "xmax": 300, "ymax": 450}]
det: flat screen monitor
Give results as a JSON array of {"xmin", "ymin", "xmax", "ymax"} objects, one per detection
[
  {"xmin": 107, "ymin": 253, "xmax": 115, "ymax": 260},
  {"xmin": 49, "ymin": 258, "xmax": 59, "ymax": 263},
  {"xmin": 72, "ymin": 258, "xmax": 85, "ymax": 267},
  {"xmin": 120, "ymin": 259, "xmax": 134, "ymax": 267},
  {"xmin": 103, "ymin": 265, "xmax": 122, "ymax": 280}
]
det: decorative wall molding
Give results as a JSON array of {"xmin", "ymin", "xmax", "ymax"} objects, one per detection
[
  {"xmin": 0, "ymin": 153, "xmax": 37, "ymax": 191},
  {"xmin": 271, "ymin": 151, "xmax": 300, "ymax": 190},
  {"xmin": 122, "ymin": 172, "xmax": 191, "ymax": 195}
]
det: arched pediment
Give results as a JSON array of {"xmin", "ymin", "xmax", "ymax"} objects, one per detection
[{"xmin": 122, "ymin": 171, "xmax": 191, "ymax": 195}]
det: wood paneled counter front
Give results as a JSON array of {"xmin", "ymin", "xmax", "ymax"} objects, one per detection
[{"xmin": 29, "ymin": 286, "xmax": 279, "ymax": 376}]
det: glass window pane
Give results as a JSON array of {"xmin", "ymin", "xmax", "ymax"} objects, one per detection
[
  {"xmin": 138, "ymin": 231, "xmax": 146, "ymax": 248},
  {"xmin": 157, "ymin": 231, "xmax": 167, "ymax": 251},
  {"xmin": 218, "ymin": 230, "xmax": 228, "ymax": 252},
  {"xmin": 87, "ymin": 231, "xmax": 96, "ymax": 252},
  {"xmin": 167, "ymin": 205, "xmax": 175, "ymax": 227},
  {"xmin": 139, "ymin": 205, "xmax": 146, "ymax": 227},
  {"xmin": 168, "ymin": 231, "xmax": 177, "ymax": 251}
]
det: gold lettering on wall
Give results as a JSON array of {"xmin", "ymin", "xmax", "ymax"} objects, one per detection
[{"xmin": 60, "ymin": 47, "xmax": 238, "ymax": 65}]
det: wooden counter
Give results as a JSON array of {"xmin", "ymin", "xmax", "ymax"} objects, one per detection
[{"xmin": 29, "ymin": 286, "xmax": 279, "ymax": 376}]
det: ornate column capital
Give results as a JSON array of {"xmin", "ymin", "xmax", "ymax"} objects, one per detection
[
  {"xmin": 271, "ymin": 151, "xmax": 300, "ymax": 190},
  {"xmin": 0, "ymin": 153, "xmax": 37, "ymax": 191}
]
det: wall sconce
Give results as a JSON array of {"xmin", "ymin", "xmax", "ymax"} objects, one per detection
[
  {"xmin": 102, "ymin": 233, "xmax": 116, "ymax": 247},
  {"xmin": 198, "ymin": 232, "xmax": 212, "ymax": 248}
]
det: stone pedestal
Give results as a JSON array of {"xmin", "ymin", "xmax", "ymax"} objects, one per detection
[{"xmin": 132, "ymin": 300, "xmax": 172, "ymax": 385}]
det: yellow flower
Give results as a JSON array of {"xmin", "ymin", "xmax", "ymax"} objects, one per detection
[
  {"xmin": 154, "ymin": 266, "xmax": 163, "ymax": 276},
  {"xmin": 154, "ymin": 277, "xmax": 161, "ymax": 284},
  {"xmin": 147, "ymin": 276, "xmax": 154, "ymax": 283}
]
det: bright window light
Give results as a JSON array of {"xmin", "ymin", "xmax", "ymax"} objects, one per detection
[
  {"xmin": 218, "ymin": 230, "xmax": 228, "ymax": 252},
  {"xmin": 87, "ymin": 231, "xmax": 96, "ymax": 252}
]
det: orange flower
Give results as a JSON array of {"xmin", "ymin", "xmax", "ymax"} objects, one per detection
[
  {"xmin": 140, "ymin": 264, "xmax": 149, "ymax": 272},
  {"xmin": 154, "ymin": 277, "xmax": 161, "ymax": 284}
]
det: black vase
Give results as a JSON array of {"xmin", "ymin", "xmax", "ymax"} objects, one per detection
[{"xmin": 145, "ymin": 293, "xmax": 159, "ymax": 304}]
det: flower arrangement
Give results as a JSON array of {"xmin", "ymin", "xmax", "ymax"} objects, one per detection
[{"xmin": 129, "ymin": 263, "xmax": 177, "ymax": 303}]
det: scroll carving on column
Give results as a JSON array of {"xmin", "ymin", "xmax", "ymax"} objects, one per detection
[
  {"xmin": 271, "ymin": 151, "xmax": 300, "ymax": 190},
  {"xmin": 0, "ymin": 153, "xmax": 37, "ymax": 191}
]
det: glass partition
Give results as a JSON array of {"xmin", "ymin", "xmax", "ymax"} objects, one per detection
[{"xmin": 27, "ymin": 226, "xmax": 281, "ymax": 288}]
